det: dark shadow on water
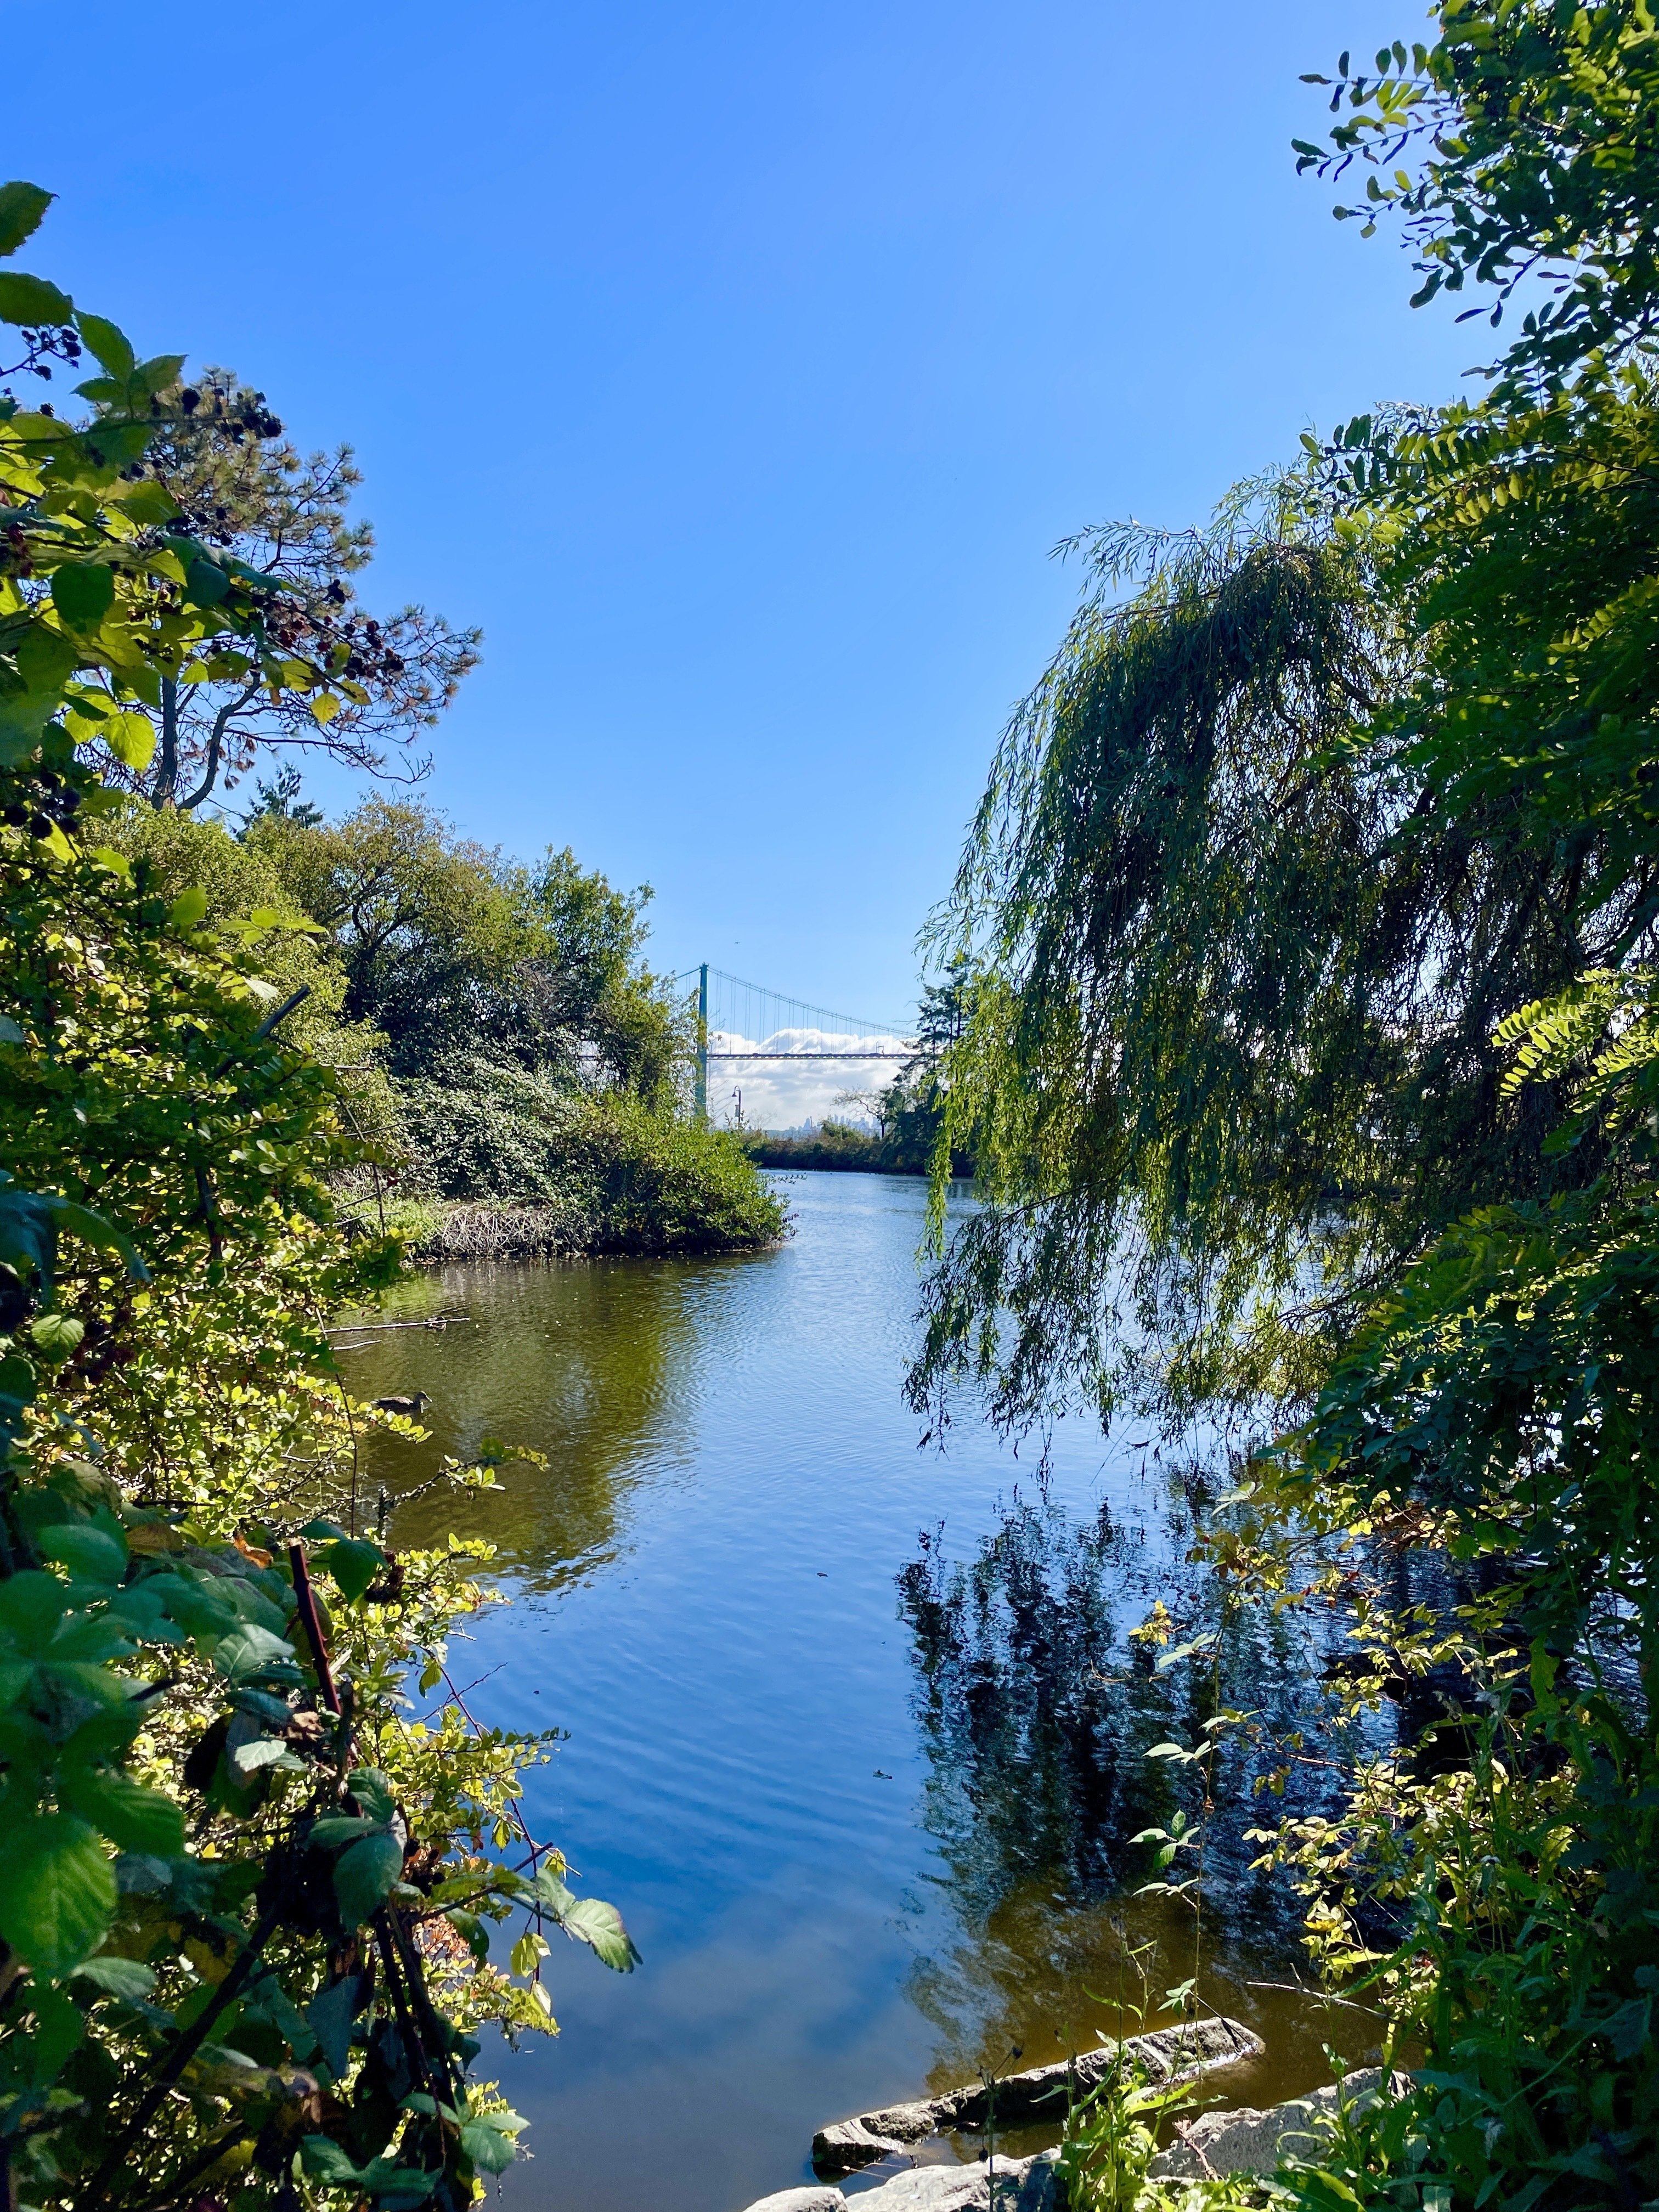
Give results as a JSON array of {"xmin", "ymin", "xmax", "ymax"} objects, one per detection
[{"xmin": 895, "ymin": 1487, "xmax": 1380, "ymax": 2103}]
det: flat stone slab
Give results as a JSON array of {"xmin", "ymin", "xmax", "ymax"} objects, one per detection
[
  {"xmin": 814, "ymin": 2120, "xmax": 916, "ymax": 2170},
  {"xmin": 739, "ymin": 2192, "xmax": 847, "ymax": 2212},
  {"xmin": 844, "ymin": 2150, "xmax": 1059, "ymax": 2212},
  {"xmin": 812, "ymin": 2018, "xmax": 1262, "ymax": 2172},
  {"xmin": 1147, "ymin": 2068, "xmax": 1408, "ymax": 2181}
]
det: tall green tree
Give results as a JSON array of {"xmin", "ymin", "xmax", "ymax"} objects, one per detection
[
  {"xmin": 906, "ymin": 474, "xmax": 1604, "ymax": 1434},
  {"xmin": 926, "ymin": 8, "xmax": 1659, "ymax": 2207},
  {"xmin": 246, "ymin": 799, "xmax": 686, "ymax": 1096},
  {"xmin": 93, "ymin": 369, "xmax": 479, "ymax": 811}
]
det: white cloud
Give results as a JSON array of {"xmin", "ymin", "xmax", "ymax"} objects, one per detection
[{"xmin": 703, "ymin": 1026, "xmax": 911, "ymax": 1130}]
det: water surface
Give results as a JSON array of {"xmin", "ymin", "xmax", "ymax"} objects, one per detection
[{"xmin": 341, "ymin": 1174, "xmax": 1369, "ymax": 2212}]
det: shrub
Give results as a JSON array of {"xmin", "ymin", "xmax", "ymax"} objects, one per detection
[{"xmin": 398, "ymin": 1052, "xmax": 787, "ymax": 1254}]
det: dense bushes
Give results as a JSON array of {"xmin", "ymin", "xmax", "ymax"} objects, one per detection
[
  {"xmin": 93, "ymin": 793, "xmax": 785, "ymax": 1258},
  {"xmin": 400, "ymin": 1054, "xmax": 785, "ymax": 1252}
]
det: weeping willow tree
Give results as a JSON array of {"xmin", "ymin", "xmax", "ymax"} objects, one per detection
[{"xmin": 909, "ymin": 471, "xmax": 1607, "ymax": 1437}]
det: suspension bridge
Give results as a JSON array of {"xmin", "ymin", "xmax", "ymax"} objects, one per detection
[{"xmin": 672, "ymin": 965, "xmax": 918, "ymax": 1123}]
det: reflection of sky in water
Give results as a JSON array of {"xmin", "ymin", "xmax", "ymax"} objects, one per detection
[{"xmin": 341, "ymin": 1176, "xmax": 1367, "ymax": 2212}]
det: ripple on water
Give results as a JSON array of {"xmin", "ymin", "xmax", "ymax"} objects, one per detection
[{"xmin": 339, "ymin": 1174, "xmax": 1373, "ymax": 2212}]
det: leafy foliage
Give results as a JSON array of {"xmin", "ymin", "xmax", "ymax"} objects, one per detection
[
  {"xmin": 927, "ymin": 9, "xmax": 1659, "ymax": 2208},
  {"xmin": 398, "ymin": 1053, "xmax": 786, "ymax": 1250},
  {"xmin": 240, "ymin": 803, "xmax": 663, "ymax": 1081},
  {"xmin": 907, "ymin": 475, "xmax": 1607, "ymax": 1436},
  {"xmin": 95, "ymin": 368, "xmax": 479, "ymax": 811},
  {"xmin": 0, "ymin": 194, "xmax": 634, "ymax": 2210},
  {"xmin": 1294, "ymin": 1, "xmax": 1659, "ymax": 388}
]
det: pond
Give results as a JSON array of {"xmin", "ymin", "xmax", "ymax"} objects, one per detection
[{"xmin": 340, "ymin": 1172, "xmax": 1372, "ymax": 2212}]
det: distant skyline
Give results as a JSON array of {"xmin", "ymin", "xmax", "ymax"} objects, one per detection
[{"xmin": 13, "ymin": 1, "xmax": 1480, "ymax": 1020}]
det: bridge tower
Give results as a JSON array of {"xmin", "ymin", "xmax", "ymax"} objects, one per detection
[{"xmin": 694, "ymin": 963, "xmax": 709, "ymax": 1125}]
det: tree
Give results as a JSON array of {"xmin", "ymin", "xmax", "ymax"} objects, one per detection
[
  {"xmin": 93, "ymin": 369, "xmax": 479, "ymax": 811},
  {"xmin": 240, "ymin": 760, "xmax": 325, "ymax": 830},
  {"xmin": 914, "ymin": 9, "xmax": 1659, "ymax": 2205},
  {"xmin": 906, "ymin": 472, "xmax": 1607, "ymax": 1435},
  {"xmin": 247, "ymin": 799, "xmax": 528, "ymax": 1070},
  {"xmin": 245, "ymin": 799, "xmax": 689, "ymax": 1096},
  {"xmin": 861, "ymin": 961, "xmax": 974, "ymax": 1175},
  {"xmin": 1295, "ymin": 3, "xmax": 1659, "ymax": 391}
]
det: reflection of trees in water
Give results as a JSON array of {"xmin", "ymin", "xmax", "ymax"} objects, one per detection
[
  {"xmin": 347, "ymin": 1255, "xmax": 755, "ymax": 1590},
  {"xmin": 896, "ymin": 1487, "xmax": 1361, "ymax": 2086}
]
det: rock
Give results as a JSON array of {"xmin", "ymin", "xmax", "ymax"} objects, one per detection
[
  {"xmin": 738, "ymin": 2192, "xmax": 847, "ymax": 2212},
  {"xmin": 941, "ymin": 2017, "xmax": 1262, "ymax": 2133},
  {"xmin": 862, "ymin": 2103, "xmax": 943, "ymax": 2145},
  {"xmin": 812, "ymin": 2119, "xmax": 908, "ymax": 2171},
  {"xmin": 1147, "ymin": 2068, "xmax": 1408, "ymax": 2182},
  {"xmin": 845, "ymin": 2151, "xmax": 1060, "ymax": 2212},
  {"xmin": 814, "ymin": 2017, "xmax": 1263, "ymax": 2170}
]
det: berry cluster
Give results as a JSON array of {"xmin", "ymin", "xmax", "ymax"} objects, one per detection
[{"xmin": 1, "ymin": 764, "xmax": 83, "ymax": 839}]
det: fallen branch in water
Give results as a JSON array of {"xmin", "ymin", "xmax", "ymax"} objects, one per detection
[{"xmin": 325, "ymin": 1313, "xmax": 471, "ymax": 1334}]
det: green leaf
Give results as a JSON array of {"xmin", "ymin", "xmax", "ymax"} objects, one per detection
[
  {"xmin": 0, "ymin": 1569, "xmax": 71, "ymax": 1654},
  {"xmin": 309, "ymin": 1814, "xmax": 380, "ymax": 1847},
  {"xmin": 306, "ymin": 1970, "xmax": 368, "ymax": 2078},
  {"xmin": 133, "ymin": 352, "xmax": 185, "ymax": 396},
  {"xmin": 156, "ymin": 1575, "xmax": 237, "ymax": 1637},
  {"xmin": 299, "ymin": 2136, "xmax": 362, "ymax": 2183},
  {"xmin": 345, "ymin": 1767, "xmax": 396, "ymax": 1823},
  {"xmin": 104, "ymin": 710, "xmax": 155, "ymax": 772},
  {"xmin": 63, "ymin": 1774, "xmax": 185, "ymax": 1858},
  {"xmin": 211, "ymin": 1622, "xmax": 297, "ymax": 1682},
  {"xmin": 29, "ymin": 1983, "xmax": 85, "ymax": 2086},
  {"xmin": 184, "ymin": 558, "xmax": 230, "ymax": 608},
  {"xmin": 115, "ymin": 478, "xmax": 177, "ymax": 527},
  {"xmin": 167, "ymin": 887, "xmax": 207, "ymax": 929},
  {"xmin": 74, "ymin": 312, "xmax": 135, "ymax": 381},
  {"xmin": 557, "ymin": 1895, "xmax": 640, "ymax": 1972},
  {"xmin": 319, "ymin": 1538, "xmax": 385, "ymax": 1605},
  {"xmin": 0, "ymin": 1813, "xmax": 116, "ymax": 1973},
  {"xmin": 49, "ymin": 563, "xmax": 115, "ymax": 632},
  {"xmin": 460, "ymin": 2109, "xmax": 527, "ymax": 2175},
  {"xmin": 299, "ymin": 2136, "xmax": 438, "ymax": 2195},
  {"xmin": 0, "ymin": 272, "xmax": 73, "ymax": 328},
  {"xmin": 230, "ymin": 1686, "xmax": 297, "ymax": 1729},
  {"xmin": 27, "ymin": 1310, "xmax": 84, "ymax": 1363},
  {"xmin": 509, "ymin": 1929, "xmax": 548, "ymax": 1976},
  {"xmin": 1603, "ymin": 1994, "xmax": 1652, "ymax": 2060},
  {"xmin": 0, "ymin": 183, "xmax": 54, "ymax": 259},
  {"xmin": 37, "ymin": 1523, "xmax": 126, "ymax": 1584},
  {"xmin": 230, "ymin": 1735, "xmax": 300, "ymax": 1778},
  {"xmin": 334, "ymin": 1832, "xmax": 405, "ymax": 1927},
  {"xmin": 72, "ymin": 1953, "xmax": 157, "ymax": 2001}
]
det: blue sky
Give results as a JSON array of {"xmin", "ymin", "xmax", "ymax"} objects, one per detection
[{"xmin": 13, "ymin": 1, "xmax": 1477, "ymax": 1022}]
